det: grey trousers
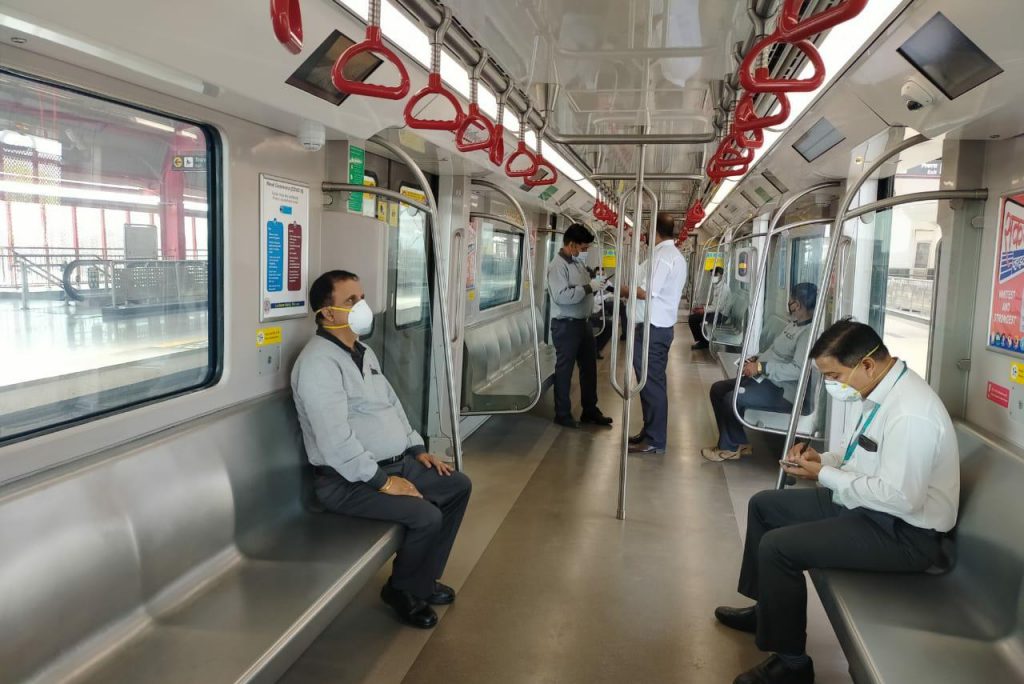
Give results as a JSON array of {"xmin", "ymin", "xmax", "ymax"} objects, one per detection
[
  {"xmin": 315, "ymin": 454, "xmax": 472, "ymax": 599},
  {"xmin": 738, "ymin": 488, "xmax": 943, "ymax": 655}
]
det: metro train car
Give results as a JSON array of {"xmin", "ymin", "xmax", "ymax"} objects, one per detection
[{"xmin": 1, "ymin": 0, "xmax": 1023, "ymax": 682}]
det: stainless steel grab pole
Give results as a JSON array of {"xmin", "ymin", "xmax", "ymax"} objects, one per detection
[
  {"xmin": 617, "ymin": 143, "xmax": 648, "ymax": 521},
  {"xmin": 467, "ymin": 181, "xmax": 545, "ymax": 416},
  {"xmin": 322, "ymin": 183, "xmax": 431, "ymax": 215},
  {"xmin": 774, "ymin": 134, "xmax": 929, "ymax": 489},
  {"xmin": 634, "ymin": 187, "xmax": 659, "ymax": 394}
]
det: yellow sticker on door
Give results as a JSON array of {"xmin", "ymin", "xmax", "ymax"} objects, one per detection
[
  {"xmin": 1011, "ymin": 362, "xmax": 1024, "ymax": 385},
  {"xmin": 256, "ymin": 326, "xmax": 283, "ymax": 347}
]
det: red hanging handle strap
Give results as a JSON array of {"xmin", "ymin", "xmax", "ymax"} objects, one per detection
[
  {"xmin": 525, "ymin": 128, "xmax": 558, "ymax": 188},
  {"xmin": 739, "ymin": 36, "xmax": 825, "ymax": 94},
  {"xmin": 733, "ymin": 87, "xmax": 791, "ymax": 132},
  {"xmin": 456, "ymin": 49, "xmax": 496, "ymax": 151},
  {"xmin": 405, "ymin": 7, "xmax": 464, "ymax": 130},
  {"xmin": 332, "ymin": 0, "xmax": 410, "ymax": 100},
  {"xmin": 506, "ymin": 141, "xmax": 539, "ymax": 178},
  {"xmin": 271, "ymin": 0, "xmax": 303, "ymax": 54},
  {"xmin": 777, "ymin": 0, "xmax": 870, "ymax": 42}
]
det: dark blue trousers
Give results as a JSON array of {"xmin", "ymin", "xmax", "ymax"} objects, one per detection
[
  {"xmin": 709, "ymin": 377, "xmax": 792, "ymax": 450},
  {"xmin": 632, "ymin": 324, "xmax": 674, "ymax": 449},
  {"xmin": 551, "ymin": 318, "xmax": 599, "ymax": 420}
]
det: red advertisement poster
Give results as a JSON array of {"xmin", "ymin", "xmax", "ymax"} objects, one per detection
[
  {"xmin": 987, "ymin": 381, "xmax": 1010, "ymax": 408},
  {"xmin": 287, "ymin": 223, "xmax": 302, "ymax": 292},
  {"xmin": 988, "ymin": 193, "xmax": 1024, "ymax": 355}
]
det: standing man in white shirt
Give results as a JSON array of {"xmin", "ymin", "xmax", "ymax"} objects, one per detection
[
  {"xmin": 623, "ymin": 212, "xmax": 687, "ymax": 454},
  {"xmin": 715, "ymin": 320, "xmax": 959, "ymax": 684}
]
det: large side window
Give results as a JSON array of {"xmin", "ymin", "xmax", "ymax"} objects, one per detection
[
  {"xmin": 478, "ymin": 221, "xmax": 523, "ymax": 310},
  {"xmin": 0, "ymin": 71, "xmax": 219, "ymax": 443}
]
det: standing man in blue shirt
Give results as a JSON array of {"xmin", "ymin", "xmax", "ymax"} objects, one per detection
[
  {"xmin": 546, "ymin": 223, "xmax": 613, "ymax": 429},
  {"xmin": 291, "ymin": 270, "xmax": 472, "ymax": 630}
]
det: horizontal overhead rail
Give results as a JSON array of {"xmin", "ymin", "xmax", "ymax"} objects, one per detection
[
  {"xmin": 547, "ymin": 131, "xmax": 716, "ymax": 146},
  {"xmin": 591, "ymin": 173, "xmax": 704, "ymax": 181},
  {"xmin": 467, "ymin": 212, "xmax": 524, "ymax": 229}
]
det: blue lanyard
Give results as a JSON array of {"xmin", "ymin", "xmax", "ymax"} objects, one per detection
[{"xmin": 842, "ymin": 364, "xmax": 908, "ymax": 464}]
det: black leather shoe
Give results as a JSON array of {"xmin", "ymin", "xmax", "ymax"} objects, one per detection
[
  {"xmin": 580, "ymin": 411, "xmax": 613, "ymax": 427},
  {"xmin": 628, "ymin": 432, "xmax": 647, "ymax": 445},
  {"xmin": 734, "ymin": 655, "xmax": 814, "ymax": 684},
  {"xmin": 715, "ymin": 605, "xmax": 757, "ymax": 634},
  {"xmin": 380, "ymin": 583, "xmax": 438, "ymax": 629},
  {"xmin": 428, "ymin": 581, "xmax": 455, "ymax": 605},
  {"xmin": 627, "ymin": 443, "xmax": 665, "ymax": 454},
  {"xmin": 691, "ymin": 341, "xmax": 709, "ymax": 350},
  {"xmin": 554, "ymin": 416, "xmax": 580, "ymax": 428}
]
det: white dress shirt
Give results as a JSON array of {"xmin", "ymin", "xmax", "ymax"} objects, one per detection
[
  {"xmin": 635, "ymin": 240, "xmax": 687, "ymax": 328},
  {"xmin": 818, "ymin": 360, "xmax": 960, "ymax": 532}
]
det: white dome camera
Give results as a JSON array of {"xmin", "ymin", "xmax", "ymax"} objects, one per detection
[
  {"xmin": 900, "ymin": 79, "xmax": 935, "ymax": 112},
  {"xmin": 298, "ymin": 120, "xmax": 326, "ymax": 151}
]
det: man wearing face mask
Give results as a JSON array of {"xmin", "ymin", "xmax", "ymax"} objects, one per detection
[
  {"xmin": 703, "ymin": 283, "xmax": 818, "ymax": 462},
  {"xmin": 688, "ymin": 266, "xmax": 729, "ymax": 350},
  {"xmin": 291, "ymin": 270, "xmax": 472, "ymax": 630},
  {"xmin": 716, "ymin": 320, "xmax": 959, "ymax": 684},
  {"xmin": 546, "ymin": 223, "xmax": 613, "ymax": 429}
]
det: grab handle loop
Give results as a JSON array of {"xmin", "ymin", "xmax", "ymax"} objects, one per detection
[
  {"xmin": 777, "ymin": 0, "xmax": 870, "ymax": 42},
  {"xmin": 740, "ymin": 36, "xmax": 825, "ymax": 94},
  {"xmin": 456, "ymin": 49, "xmax": 496, "ymax": 151},
  {"xmin": 505, "ymin": 104, "xmax": 539, "ymax": 178},
  {"xmin": 270, "ymin": 0, "xmax": 303, "ymax": 54},
  {"xmin": 733, "ymin": 87, "xmax": 791, "ymax": 132},
  {"xmin": 332, "ymin": 0, "xmax": 410, "ymax": 99},
  {"xmin": 404, "ymin": 6, "xmax": 465, "ymax": 130}
]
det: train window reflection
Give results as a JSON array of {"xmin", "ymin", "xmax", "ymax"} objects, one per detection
[
  {"xmin": 0, "ymin": 71, "xmax": 218, "ymax": 443},
  {"xmin": 395, "ymin": 199, "xmax": 428, "ymax": 328},
  {"xmin": 478, "ymin": 221, "xmax": 523, "ymax": 311}
]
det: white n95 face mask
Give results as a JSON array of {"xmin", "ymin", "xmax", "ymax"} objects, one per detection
[
  {"xmin": 824, "ymin": 379, "xmax": 862, "ymax": 402},
  {"xmin": 320, "ymin": 299, "xmax": 374, "ymax": 336}
]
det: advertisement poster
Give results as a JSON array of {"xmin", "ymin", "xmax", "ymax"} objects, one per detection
[
  {"xmin": 260, "ymin": 174, "xmax": 310, "ymax": 321},
  {"xmin": 988, "ymin": 192, "xmax": 1024, "ymax": 355}
]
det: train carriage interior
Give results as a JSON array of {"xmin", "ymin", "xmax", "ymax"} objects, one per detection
[{"xmin": 1, "ymin": 0, "xmax": 1023, "ymax": 682}]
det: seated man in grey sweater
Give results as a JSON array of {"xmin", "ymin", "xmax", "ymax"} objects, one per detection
[{"xmin": 291, "ymin": 270, "xmax": 472, "ymax": 629}]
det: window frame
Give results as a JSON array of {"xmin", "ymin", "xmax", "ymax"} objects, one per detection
[
  {"xmin": 0, "ymin": 67, "xmax": 223, "ymax": 447},
  {"xmin": 392, "ymin": 182, "xmax": 430, "ymax": 330},
  {"xmin": 477, "ymin": 221, "xmax": 524, "ymax": 312}
]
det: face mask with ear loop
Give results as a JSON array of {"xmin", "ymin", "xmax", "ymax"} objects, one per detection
[
  {"xmin": 319, "ymin": 300, "xmax": 374, "ymax": 336},
  {"xmin": 824, "ymin": 344, "xmax": 884, "ymax": 402}
]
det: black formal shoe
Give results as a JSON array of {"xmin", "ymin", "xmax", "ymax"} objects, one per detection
[
  {"xmin": 554, "ymin": 416, "xmax": 580, "ymax": 428},
  {"xmin": 580, "ymin": 411, "xmax": 613, "ymax": 427},
  {"xmin": 428, "ymin": 581, "xmax": 456, "ymax": 605},
  {"xmin": 715, "ymin": 605, "xmax": 757, "ymax": 634},
  {"xmin": 628, "ymin": 432, "xmax": 647, "ymax": 445},
  {"xmin": 691, "ymin": 341, "xmax": 709, "ymax": 350},
  {"xmin": 380, "ymin": 582, "xmax": 438, "ymax": 629},
  {"xmin": 627, "ymin": 443, "xmax": 665, "ymax": 454},
  {"xmin": 596, "ymin": 352, "xmax": 605, "ymax": 359},
  {"xmin": 733, "ymin": 655, "xmax": 814, "ymax": 684}
]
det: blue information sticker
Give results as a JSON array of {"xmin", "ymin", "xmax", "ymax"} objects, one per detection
[{"xmin": 266, "ymin": 219, "xmax": 284, "ymax": 292}]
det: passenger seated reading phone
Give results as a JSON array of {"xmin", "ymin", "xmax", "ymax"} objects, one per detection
[
  {"xmin": 715, "ymin": 320, "xmax": 959, "ymax": 684},
  {"xmin": 703, "ymin": 283, "xmax": 818, "ymax": 462}
]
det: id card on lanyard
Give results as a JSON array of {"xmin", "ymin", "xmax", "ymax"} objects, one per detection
[{"xmin": 842, "ymin": 365, "xmax": 908, "ymax": 465}]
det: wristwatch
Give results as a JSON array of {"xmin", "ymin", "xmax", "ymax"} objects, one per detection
[{"xmin": 757, "ymin": 362, "xmax": 764, "ymax": 376}]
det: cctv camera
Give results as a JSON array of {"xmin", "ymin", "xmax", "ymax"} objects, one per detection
[
  {"xmin": 298, "ymin": 120, "xmax": 325, "ymax": 152},
  {"xmin": 900, "ymin": 79, "xmax": 934, "ymax": 113}
]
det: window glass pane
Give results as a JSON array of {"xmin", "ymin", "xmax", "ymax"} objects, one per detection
[
  {"xmin": 478, "ymin": 221, "xmax": 522, "ymax": 310},
  {"xmin": 0, "ymin": 71, "xmax": 217, "ymax": 443},
  {"xmin": 395, "ymin": 198, "xmax": 428, "ymax": 327}
]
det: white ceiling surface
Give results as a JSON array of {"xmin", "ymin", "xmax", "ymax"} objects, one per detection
[
  {"xmin": 703, "ymin": 0, "xmax": 1024, "ymax": 236},
  {"xmin": 0, "ymin": 0, "xmax": 605, "ymax": 218}
]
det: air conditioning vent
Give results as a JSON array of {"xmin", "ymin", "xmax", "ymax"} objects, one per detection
[
  {"xmin": 761, "ymin": 170, "xmax": 789, "ymax": 194},
  {"xmin": 793, "ymin": 117, "xmax": 846, "ymax": 163}
]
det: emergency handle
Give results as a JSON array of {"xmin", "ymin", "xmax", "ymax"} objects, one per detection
[
  {"xmin": 456, "ymin": 103, "xmax": 496, "ymax": 152},
  {"xmin": 404, "ymin": 73, "xmax": 466, "ymax": 131},
  {"xmin": 740, "ymin": 36, "xmax": 825, "ymax": 93},
  {"xmin": 505, "ymin": 141, "xmax": 539, "ymax": 178},
  {"xmin": 777, "ymin": 0, "xmax": 870, "ymax": 42},
  {"xmin": 270, "ymin": 0, "xmax": 303, "ymax": 54},
  {"xmin": 332, "ymin": 26, "xmax": 411, "ymax": 100}
]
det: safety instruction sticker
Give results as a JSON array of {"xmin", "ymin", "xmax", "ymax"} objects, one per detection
[
  {"xmin": 1011, "ymin": 362, "xmax": 1024, "ymax": 384},
  {"xmin": 256, "ymin": 327, "xmax": 282, "ymax": 347},
  {"xmin": 704, "ymin": 251, "xmax": 724, "ymax": 271},
  {"xmin": 602, "ymin": 248, "xmax": 617, "ymax": 269},
  {"xmin": 987, "ymin": 381, "xmax": 1011, "ymax": 408},
  {"xmin": 347, "ymin": 146, "xmax": 365, "ymax": 213},
  {"xmin": 260, "ymin": 174, "xmax": 309, "ymax": 321}
]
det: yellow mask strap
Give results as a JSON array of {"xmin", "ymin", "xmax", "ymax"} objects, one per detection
[{"xmin": 318, "ymin": 306, "xmax": 352, "ymax": 330}]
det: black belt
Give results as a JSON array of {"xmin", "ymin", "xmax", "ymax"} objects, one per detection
[{"xmin": 314, "ymin": 453, "xmax": 403, "ymax": 477}]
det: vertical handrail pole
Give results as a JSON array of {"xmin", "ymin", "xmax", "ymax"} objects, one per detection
[
  {"xmin": 775, "ymin": 134, "xmax": 928, "ymax": 489},
  {"xmin": 373, "ymin": 137, "xmax": 464, "ymax": 471},
  {"xmin": 618, "ymin": 142, "xmax": 647, "ymax": 521},
  {"xmin": 596, "ymin": 222, "xmax": 608, "ymax": 336},
  {"xmin": 635, "ymin": 186, "xmax": 659, "ymax": 392},
  {"xmin": 704, "ymin": 229, "xmax": 735, "ymax": 344},
  {"xmin": 20, "ymin": 261, "xmax": 29, "ymax": 309},
  {"xmin": 609, "ymin": 186, "xmax": 639, "ymax": 398},
  {"xmin": 469, "ymin": 180, "xmax": 544, "ymax": 414}
]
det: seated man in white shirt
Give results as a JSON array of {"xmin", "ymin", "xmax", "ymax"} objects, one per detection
[{"xmin": 714, "ymin": 319, "xmax": 960, "ymax": 684}]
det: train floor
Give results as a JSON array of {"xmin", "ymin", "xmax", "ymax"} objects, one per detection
[{"xmin": 280, "ymin": 320, "xmax": 852, "ymax": 684}]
